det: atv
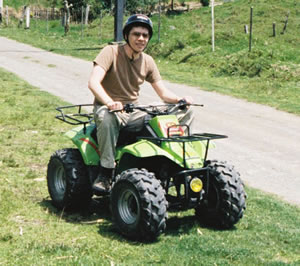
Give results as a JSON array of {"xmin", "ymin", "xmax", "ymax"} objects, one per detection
[{"xmin": 47, "ymin": 101, "xmax": 246, "ymax": 241}]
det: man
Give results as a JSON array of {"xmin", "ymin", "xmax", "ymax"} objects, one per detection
[{"xmin": 88, "ymin": 14, "xmax": 194, "ymax": 193}]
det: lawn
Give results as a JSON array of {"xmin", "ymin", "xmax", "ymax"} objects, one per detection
[{"xmin": 0, "ymin": 67, "xmax": 300, "ymax": 265}]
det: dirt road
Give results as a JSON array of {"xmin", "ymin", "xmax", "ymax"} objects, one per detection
[{"xmin": 1, "ymin": 36, "xmax": 300, "ymax": 206}]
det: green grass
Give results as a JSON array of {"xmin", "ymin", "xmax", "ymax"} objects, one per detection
[
  {"xmin": 1, "ymin": 0, "xmax": 300, "ymax": 115},
  {"xmin": 1, "ymin": 67, "xmax": 300, "ymax": 264}
]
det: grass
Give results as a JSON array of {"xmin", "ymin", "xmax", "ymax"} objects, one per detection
[
  {"xmin": 1, "ymin": 0, "xmax": 300, "ymax": 114},
  {"xmin": 1, "ymin": 67, "xmax": 300, "ymax": 265}
]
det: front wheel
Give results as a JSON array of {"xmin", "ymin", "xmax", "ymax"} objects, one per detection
[
  {"xmin": 195, "ymin": 160, "xmax": 247, "ymax": 229},
  {"xmin": 47, "ymin": 148, "xmax": 92, "ymax": 210},
  {"xmin": 110, "ymin": 168, "xmax": 167, "ymax": 241}
]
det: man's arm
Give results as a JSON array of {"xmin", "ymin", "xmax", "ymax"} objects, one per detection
[
  {"xmin": 88, "ymin": 64, "xmax": 122, "ymax": 110},
  {"xmin": 151, "ymin": 80, "xmax": 193, "ymax": 104}
]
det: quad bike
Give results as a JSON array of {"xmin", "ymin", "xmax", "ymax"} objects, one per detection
[{"xmin": 47, "ymin": 101, "xmax": 246, "ymax": 241}]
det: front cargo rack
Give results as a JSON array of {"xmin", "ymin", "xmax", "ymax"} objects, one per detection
[
  {"xmin": 138, "ymin": 133, "xmax": 228, "ymax": 168},
  {"xmin": 55, "ymin": 104, "xmax": 94, "ymax": 133}
]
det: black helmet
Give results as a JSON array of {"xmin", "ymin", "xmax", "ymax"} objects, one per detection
[{"xmin": 123, "ymin": 14, "xmax": 153, "ymax": 41}]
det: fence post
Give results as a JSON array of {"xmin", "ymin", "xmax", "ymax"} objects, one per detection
[
  {"xmin": 85, "ymin": 5, "xmax": 90, "ymax": 25},
  {"xmin": 0, "ymin": 0, "xmax": 3, "ymax": 25},
  {"xmin": 46, "ymin": 8, "xmax": 49, "ymax": 33},
  {"xmin": 63, "ymin": 0, "xmax": 72, "ymax": 35},
  {"xmin": 25, "ymin": 6, "xmax": 30, "ymax": 29},
  {"xmin": 5, "ymin": 5, "xmax": 8, "ymax": 26},
  {"xmin": 158, "ymin": 0, "xmax": 161, "ymax": 42},
  {"xmin": 281, "ymin": 11, "xmax": 290, "ymax": 35},
  {"xmin": 99, "ymin": 9, "xmax": 102, "ymax": 42},
  {"xmin": 211, "ymin": 0, "xmax": 215, "ymax": 52},
  {"xmin": 81, "ymin": 6, "xmax": 84, "ymax": 37},
  {"xmin": 249, "ymin": 6, "xmax": 253, "ymax": 52},
  {"xmin": 272, "ymin": 22, "xmax": 276, "ymax": 37}
]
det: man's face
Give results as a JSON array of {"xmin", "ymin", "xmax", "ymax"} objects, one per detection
[{"xmin": 128, "ymin": 26, "xmax": 150, "ymax": 53}]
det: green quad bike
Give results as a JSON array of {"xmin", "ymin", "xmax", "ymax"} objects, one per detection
[{"xmin": 47, "ymin": 101, "xmax": 246, "ymax": 241}]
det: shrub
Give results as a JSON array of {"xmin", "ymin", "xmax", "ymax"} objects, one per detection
[{"xmin": 200, "ymin": 0, "xmax": 210, "ymax": 7}]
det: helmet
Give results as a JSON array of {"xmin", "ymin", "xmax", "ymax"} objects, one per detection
[{"xmin": 123, "ymin": 14, "xmax": 153, "ymax": 41}]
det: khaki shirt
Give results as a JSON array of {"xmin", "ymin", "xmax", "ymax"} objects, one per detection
[{"xmin": 93, "ymin": 44, "xmax": 162, "ymax": 104}]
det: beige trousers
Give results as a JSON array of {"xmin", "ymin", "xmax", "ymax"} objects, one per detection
[{"xmin": 94, "ymin": 104, "xmax": 194, "ymax": 168}]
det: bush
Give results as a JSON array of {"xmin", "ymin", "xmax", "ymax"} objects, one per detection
[
  {"xmin": 215, "ymin": 49, "xmax": 272, "ymax": 78},
  {"xmin": 200, "ymin": 0, "xmax": 210, "ymax": 7}
]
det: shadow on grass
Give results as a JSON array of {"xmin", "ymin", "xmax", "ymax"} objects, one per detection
[
  {"xmin": 39, "ymin": 196, "xmax": 111, "ymax": 223},
  {"xmin": 39, "ymin": 198, "xmax": 234, "ymax": 243},
  {"xmin": 165, "ymin": 215, "xmax": 198, "ymax": 236},
  {"xmin": 39, "ymin": 196, "xmax": 122, "ymax": 240}
]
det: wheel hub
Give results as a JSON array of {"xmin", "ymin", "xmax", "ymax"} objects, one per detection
[
  {"xmin": 118, "ymin": 189, "xmax": 140, "ymax": 225},
  {"xmin": 54, "ymin": 162, "xmax": 66, "ymax": 195}
]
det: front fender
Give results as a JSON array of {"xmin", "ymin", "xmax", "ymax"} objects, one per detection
[{"xmin": 116, "ymin": 139, "xmax": 183, "ymax": 165}]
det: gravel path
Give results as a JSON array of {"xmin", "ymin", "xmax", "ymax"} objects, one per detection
[{"xmin": 1, "ymin": 36, "xmax": 300, "ymax": 206}]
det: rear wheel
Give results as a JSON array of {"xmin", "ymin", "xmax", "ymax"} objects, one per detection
[
  {"xmin": 110, "ymin": 168, "xmax": 167, "ymax": 241},
  {"xmin": 195, "ymin": 160, "xmax": 246, "ymax": 228},
  {"xmin": 47, "ymin": 148, "xmax": 92, "ymax": 210}
]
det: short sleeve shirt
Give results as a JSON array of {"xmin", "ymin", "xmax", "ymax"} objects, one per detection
[{"xmin": 93, "ymin": 44, "xmax": 162, "ymax": 104}]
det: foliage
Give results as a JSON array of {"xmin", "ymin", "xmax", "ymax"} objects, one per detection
[
  {"xmin": 125, "ymin": 0, "xmax": 159, "ymax": 14},
  {"xmin": 200, "ymin": 0, "xmax": 210, "ymax": 7}
]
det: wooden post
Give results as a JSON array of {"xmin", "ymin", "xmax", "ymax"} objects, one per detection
[
  {"xmin": 281, "ymin": 11, "xmax": 290, "ymax": 35},
  {"xmin": 272, "ymin": 22, "xmax": 276, "ymax": 37},
  {"xmin": 5, "ymin": 5, "xmax": 8, "ymax": 26},
  {"xmin": 18, "ymin": 6, "xmax": 25, "ymax": 28},
  {"xmin": 85, "ymin": 5, "xmax": 90, "ymax": 25},
  {"xmin": 81, "ymin": 6, "xmax": 84, "ymax": 38},
  {"xmin": 244, "ymin": 25, "xmax": 248, "ymax": 34},
  {"xmin": 211, "ymin": 0, "xmax": 215, "ymax": 52},
  {"xmin": 46, "ymin": 8, "xmax": 49, "ymax": 33},
  {"xmin": 99, "ymin": 9, "xmax": 102, "ymax": 42},
  {"xmin": 0, "ymin": 0, "xmax": 3, "ymax": 25},
  {"xmin": 51, "ymin": 7, "xmax": 54, "ymax": 20},
  {"xmin": 158, "ymin": 0, "xmax": 161, "ymax": 43},
  {"xmin": 61, "ymin": 9, "xmax": 65, "ymax": 27},
  {"xmin": 63, "ymin": 0, "xmax": 72, "ymax": 35},
  {"xmin": 249, "ymin": 6, "xmax": 253, "ymax": 52},
  {"xmin": 25, "ymin": 6, "xmax": 30, "ymax": 29}
]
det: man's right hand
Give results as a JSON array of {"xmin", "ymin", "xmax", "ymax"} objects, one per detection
[{"xmin": 106, "ymin": 101, "xmax": 123, "ymax": 111}]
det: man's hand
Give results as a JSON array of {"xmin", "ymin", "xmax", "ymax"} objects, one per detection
[
  {"xmin": 180, "ymin": 96, "xmax": 194, "ymax": 104},
  {"xmin": 106, "ymin": 101, "xmax": 123, "ymax": 111}
]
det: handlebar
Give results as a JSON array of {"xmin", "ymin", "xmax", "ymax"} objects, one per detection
[
  {"xmin": 55, "ymin": 102, "xmax": 204, "ymax": 125},
  {"xmin": 110, "ymin": 101, "xmax": 204, "ymax": 116}
]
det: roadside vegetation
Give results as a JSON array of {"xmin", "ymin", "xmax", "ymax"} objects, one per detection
[
  {"xmin": 0, "ymin": 66, "xmax": 300, "ymax": 265},
  {"xmin": 1, "ymin": 0, "xmax": 300, "ymax": 114}
]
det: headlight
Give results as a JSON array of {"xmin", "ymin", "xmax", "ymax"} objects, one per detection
[{"xmin": 190, "ymin": 178, "xmax": 203, "ymax": 193}]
